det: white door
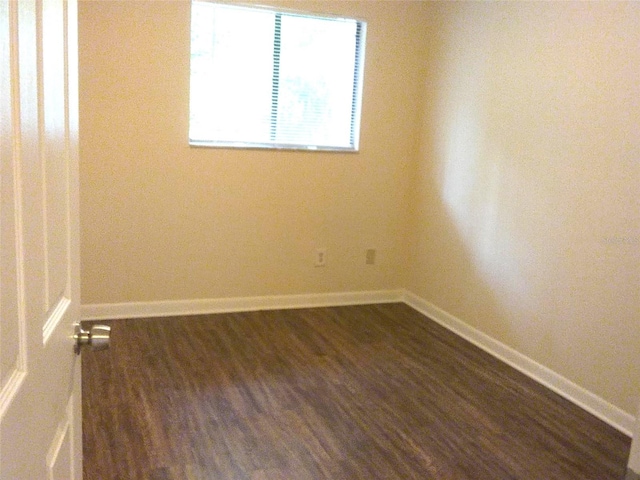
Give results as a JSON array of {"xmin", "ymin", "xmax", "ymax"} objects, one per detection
[
  {"xmin": 0, "ymin": 0, "xmax": 82, "ymax": 478},
  {"xmin": 628, "ymin": 402, "xmax": 640, "ymax": 475}
]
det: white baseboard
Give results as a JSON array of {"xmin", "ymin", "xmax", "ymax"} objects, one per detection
[
  {"xmin": 81, "ymin": 288, "xmax": 635, "ymax": 436},
  {"xmin": 81, "ymin": 289, "xmax": 404, "ymax": 321},
  {"xmin": 402, "ymin": 290, "xmax": 635, "ymax": 436}
]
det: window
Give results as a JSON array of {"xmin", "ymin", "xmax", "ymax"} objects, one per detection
[{"xmin": 189, "ymin": 2, "xmax": 366, "ymax": 151}]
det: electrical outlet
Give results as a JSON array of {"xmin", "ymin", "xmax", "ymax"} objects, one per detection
[
  {"xmin": 315, "ymin": 248, "xmax": 327, "ymax": 267},
  {"xmin": 365, "ymin": 248, "xmax": 376, "ymax": 265}
]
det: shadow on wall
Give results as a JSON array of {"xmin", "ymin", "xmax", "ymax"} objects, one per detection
[
  {"xmin": 411, "ymin": 1, "xmax": 640, "ymax": 414},
  {"xmin": 414, "ymin": 3, "xmax": 554, "ymax": 355}
]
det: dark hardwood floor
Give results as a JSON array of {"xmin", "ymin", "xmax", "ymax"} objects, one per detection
[{"xmin": 82, "ymin": 303, "xmax": 630, "ymax": 479}]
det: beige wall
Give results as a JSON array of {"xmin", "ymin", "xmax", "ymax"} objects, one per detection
[
  {"xmin": 79, "ymin": 1, "xmax": 639, "ymax": 415},
  {"xmin": 78, "ymin": 1, "xmax": 427, "ymax": 303},
  {"xmin": 409, "ymin": 2, "xmax": 640, "ymax": 414}
]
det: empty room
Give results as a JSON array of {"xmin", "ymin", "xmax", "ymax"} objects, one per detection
[{"xmin": 2, "ymin": 0, "xmax": 637, "ymax": 478}]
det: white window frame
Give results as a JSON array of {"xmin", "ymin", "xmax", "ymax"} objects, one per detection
[{"xmin": 189, "ymin": 1, "xmax": 367, "ymax": 152}]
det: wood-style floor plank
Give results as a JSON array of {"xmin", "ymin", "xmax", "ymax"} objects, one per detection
[{"xmin": 82, "ymin": 303, "xmax": 631, "ymax": 479}]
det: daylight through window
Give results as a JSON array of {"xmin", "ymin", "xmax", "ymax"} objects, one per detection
[{"xmin": 189, "ymin": 2, "xmax": 366, "ymax": 151}]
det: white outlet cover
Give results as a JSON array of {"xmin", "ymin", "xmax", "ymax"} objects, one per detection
[{"xmin": 315, "ymin": 249, "xmax": 327, "ymax": 266}]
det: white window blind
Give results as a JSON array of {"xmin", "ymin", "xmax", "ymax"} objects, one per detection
[{"xmin": 189, "ymin": 2, "xmax": 366, "ymax": 151}]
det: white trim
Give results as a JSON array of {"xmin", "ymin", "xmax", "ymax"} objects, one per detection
[
  {"xmin": 626, "ymin": 402, "xmax": 640, "ymax": 470},
  {"xmin": 81, "ymin": 289, "xmax": 404, "ymax": 320},
  {"xmin": 0, "ymin": 369, "xmax": 27, "ymax": 422},
  {"xmin": 402, "ymin": 290, "xmax": 635, "ymax": 436},
  {"xmin": 42, "ymin": 295, "xmax": 70, "ymax": 345},
  {"xmin": 80, "ymin": 288, "xmax": 635, "ymax": 436},
  {"xmin": 0, "ymin": 0, "xmax": 29, "ymax": 424},
  {"xmin": 45, "ymin": 400, "xmax": 71, "ymax": 480}
]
